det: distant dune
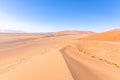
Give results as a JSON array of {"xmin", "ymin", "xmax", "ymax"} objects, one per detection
[
  {"xmin": 80, "ymin": 29, "xmax": 120, "ymax": 41},
  {"xmin": 53, "ymin": 30, "xmax": 95, "ymax": 35},
  {"xmin": 0, "ymin": 29, "xmax": 25, "ymax": 33}
]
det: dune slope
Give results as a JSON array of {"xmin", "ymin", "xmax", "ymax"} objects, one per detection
[
  {"xmin": 53, "ymin": 30, "xmax": 95, "ymax": 35},
  {"xmin": 61, "ymin": 44, "xmax": 120, "ymax": 80},
  {"xmin": 0, "ymin": 34, "xmax": 77, "ymax": 80},
  {"xmin": 80, "ymin": 29, "xmax": 120, "ymax": 41}
]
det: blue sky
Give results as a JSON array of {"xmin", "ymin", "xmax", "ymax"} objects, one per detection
[{"xmin": 0, "ymin": 0, "xmax": 120, "ymax": 32}]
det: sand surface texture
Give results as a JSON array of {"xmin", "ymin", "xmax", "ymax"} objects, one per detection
[{"xmin": 0, "ymin": 32, "xmax": 120, "ymax": 80}]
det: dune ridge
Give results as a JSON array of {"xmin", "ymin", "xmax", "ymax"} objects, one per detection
[
  {"xmin": 61, "ymin": 44, "xmax": 120, "ymax": 80},
  {"xmin": 80, "ymin": 29, "xmax": 120, "ymax": 41},
  {"xmin": 53, "ymin": 30, "xmax": 95, "ymax": 35}
]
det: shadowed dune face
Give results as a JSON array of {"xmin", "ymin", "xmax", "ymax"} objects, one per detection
[
  {"xmin": 53, "ymin": 30, "xmax": 95, "ymax": 35},
  {"xmin": 80, "ymin": 29, "xmax": 120, "ymax": 41}
]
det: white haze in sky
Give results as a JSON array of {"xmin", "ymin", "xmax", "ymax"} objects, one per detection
[
  {"xmin": 0, "ymin": 11, "xmax": 119, "ymax": 33},
  {"xmin": 0, "ymin": 12, "xmax": 53, "ymax": 32}
]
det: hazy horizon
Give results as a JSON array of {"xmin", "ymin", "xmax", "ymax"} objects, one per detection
[{"xmin": 0, "ymin": 0, "xmax": 120, "ymax": 32}]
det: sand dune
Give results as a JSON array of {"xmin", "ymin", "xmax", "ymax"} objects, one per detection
[
  {"xmin": 53, "ymin": 30, "xmax": 95, "ymax": 35},
  {"xmin": 0, "ymin": 33, "xmax": 120, "ymax": 80},
  {"xmin": 0, "ymin": 29, "xmax": 24, "ymax": 33},
  {"xmin": 61, "ymin": 44, "xmax": 120, "ymax": 80},
  {"xmin": 0, "ymin": 34, "xmax": 76, "ymax": 80},
  {"xmin": 80, "ymin": 29, "xmax": 120, "ymax": 41}
]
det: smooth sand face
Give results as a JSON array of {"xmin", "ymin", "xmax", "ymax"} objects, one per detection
[
  {"xmin": 0, "ymin": 33, "xmax": 120, "ymax": 80},
  {"xmin": 80, "ymin": 29, "xmax": 120, "ymax": 41},
  {"xmin": 61, "ymin": 42, "xmax": 120, "ymax": 80}
]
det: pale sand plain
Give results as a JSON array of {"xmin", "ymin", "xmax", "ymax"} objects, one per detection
[{"xmin": 0, "ymin": 32, "xmax": 120, "ymax": 80}]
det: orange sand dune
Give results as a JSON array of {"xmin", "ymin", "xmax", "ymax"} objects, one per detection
[
  {"xmin": 80, "ymin": 29, "xmax": 120, "ymax": 41},
  {"xmin": 53, "ymin": 30, "xmax": 95, "ymax": 35},
  {"xmin": 0, "ymin": 34, "xmax": 120, "ymax": 80}
]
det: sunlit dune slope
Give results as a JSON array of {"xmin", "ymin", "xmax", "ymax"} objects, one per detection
[
  {"xmin": 0, "ymin": 34, "xmax": 81, "ymax": 80},
  {"xmin": 53, "ymin": 30, "xmax": 95, "ymax": 35},
  {"xmin": 80, "ymin": 29, "xmax": 120, "ymax": 41},
  {"xmin": 77, "ymin": 41, "xmax": 120, "ymax": 67},
  {"xmin": 61, "ymin": 41, "xmax": 120, "ymax": 80}
]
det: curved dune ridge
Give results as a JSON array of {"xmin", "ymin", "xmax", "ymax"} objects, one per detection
[
  {"xmin": 53, "ymin": 30, "xmax": 95, "ymax": 35},
  {"xmin": 0, "ymin": 33, "xmax": 120, "ymax": 80},
  {"xmin": 80, "ymin": 29, "xmax": 120, "ymax": 41},
  {"xmin": 61, "ymin": 42, "xmax": 120, "ymax": 80}
]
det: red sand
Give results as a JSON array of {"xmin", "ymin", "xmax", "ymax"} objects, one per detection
[{"xmin": 80, "ymin": 29, "xmax": 120, "ymax": 41}]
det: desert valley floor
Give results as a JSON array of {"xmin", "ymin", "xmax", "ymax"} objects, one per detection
[{"xmin": 0, "ymin": 30, "xmax": 120, "ymax": 80}]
